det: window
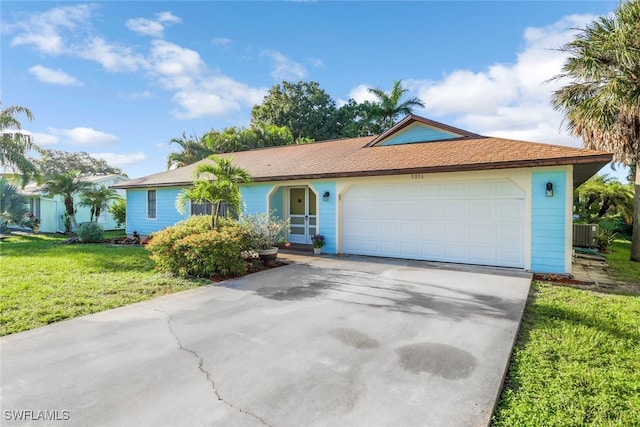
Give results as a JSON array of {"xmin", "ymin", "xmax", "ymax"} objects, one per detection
[
  {"xmin": 98, "ymin": 203, "xmax": 107, "ymax": 223},
  {"xmin": 147, "ymin": 190, "xmax": 157, "ymax": 219},
  {"xmin": 190, "ymin": 201, "xmax": 234, "ymax": 218},
  {"xmin": 190, "ymin": 200, "xmax": 212, "ymax": 216}
]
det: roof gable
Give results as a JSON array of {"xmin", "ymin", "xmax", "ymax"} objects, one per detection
[{"xmin": 368, "ymin": 114, "xmax": 482, "ymax": 147}]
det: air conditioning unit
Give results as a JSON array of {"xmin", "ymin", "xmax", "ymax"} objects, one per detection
[{"xmin": 573, "ymin": 224, "xmax": 599, "ymax": 248}]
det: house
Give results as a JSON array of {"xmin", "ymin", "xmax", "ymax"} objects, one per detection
[
  {"xmin": 113, "ymin": 115, "xmax": 611, "ymax": 274},
  {"xmin": 22, "ymin": 174, "xmax": 129, "ymax": 233}
]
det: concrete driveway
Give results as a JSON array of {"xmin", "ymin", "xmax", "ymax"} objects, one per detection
[{"xmin": 1, "ymin": 255, "xmax": 531, "ymax": 427}]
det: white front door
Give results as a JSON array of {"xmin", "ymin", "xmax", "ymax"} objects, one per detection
[{"xmin": 288, "ymin": 187, "xmax": 317, "ymax": 244}]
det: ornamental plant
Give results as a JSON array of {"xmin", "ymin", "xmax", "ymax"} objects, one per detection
[
  {"xmin": 240, "ymin": 212, "xmax": 290, "ymax": 250},
  {"xmin": 146, "ymin": 215, "xmax": 249, "ymax": 278},
  {"xmin": 311, "ymin": 234, "xmax": 325, "ymax": 248}
]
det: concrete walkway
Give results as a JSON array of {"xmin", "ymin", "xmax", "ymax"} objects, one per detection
[{"xmin": 1, "ymin": 255, "xmax": 532, "ymax": 427}]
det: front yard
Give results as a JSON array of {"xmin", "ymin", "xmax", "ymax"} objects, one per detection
[
  {"xmin": 2, "ymin": 233, "xmax": 639, "ymax": 425},
  {"xmin": 0, "ymin": 233, "xmax": 206, "ymax": 336}
]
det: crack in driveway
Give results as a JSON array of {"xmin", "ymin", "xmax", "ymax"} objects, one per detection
[{"xmin": 153, "ymin": 309, "xmax": 270, "ymax": 426}]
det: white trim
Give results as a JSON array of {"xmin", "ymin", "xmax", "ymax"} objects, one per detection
[{"xmin": 565, "ymin": 165, "xmax": 574, "ymax": 274}]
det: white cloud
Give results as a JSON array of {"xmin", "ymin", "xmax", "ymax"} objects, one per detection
[
  {"xmin": 212, "ymin": 37, "xmax": 232, "ymax": 50},
  {"xmin": 78, "ymin": 37, "xmax": 147, "ymax": 72},
  {"xmin": 405, "ymin": 14, "xmax": 598, "ymax": 145},
  {"xmin": 307, "ymin": 58, "xmax": 325, "ymax": 68},
  {"xmin": 149, "ymin": 40, "xmax": 204, "ymax": 81},
  {"xmin": 48, "ymin": 127, "xmax": 118, "ymax": 146},
  {"xmin": 126, "ymin": 18, "xmax": 165, "ymax": 38},
  {"xmin": 92, "ymin": 151, "xmax": 147, "ymax": 167},
  {"xmin": 28, "ymin": 65, "xmax": 83, "ymax": 86},
  {"xmin": 349, "ymin": 84, "xmax": 377, "ymax": 103},
  {"xmin": 7, "ymin": 4, "xmax": 95, "ymax": 55},
  {"xmin": 30, "ymin": 131, "xmax": 59, "ymax": 146},
  {"xmin": 126, "ymin": 11, "xmax": 181, "ymax": 38},
  {"xmin": 261, "ymin": 50, "xmax": 307, "ymax": 81},
  {"xmin": 172, "ymin": 75, "xmax": 267, "ymax": 119}
]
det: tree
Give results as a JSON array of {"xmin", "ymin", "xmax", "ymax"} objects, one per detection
[
  {"xmin": 0, "ymin": 104, "xmax": 39, "ymax": 186},
  {"xmin": 35, "ymin": 150, "xmax": 124, "ymax": 177},
  {"xmin": 574, "ymin": 174, "xmax": 634, "ymax": 224},
  {"xmin": 167, "ymin": 132, "xmax": 216, "ymax": 169},
  {"xmin": 0, "ymin": 178, "xmax": 29, "ymax": 233},
  {"xmin": 176, "ymin": 156, "xmax": 252, "ymax": 228},
  {"xmin": 251, "ymin": 81, "xmax": 339, "ymax": 141},
  {"xmin": 78, "ymin": 185, "xmax": 122, "ymax": 223},
  {"xmin": 108, "ymin": 198, "xmax": 126, "ymax": 228},
  {"xmin": 334, "ymin": 99, "xmax": 384, "ymax": 137},
  {"xmin": 367, "ymin": 80, "xmax": 425, "ymax": 129},
  {"xmin": 40, "ymin": 171, "xmax": 93, "ymax": 231},
  {"xmin": 551, "ymin": 0, "xmax": 640, "ymax": 260}
]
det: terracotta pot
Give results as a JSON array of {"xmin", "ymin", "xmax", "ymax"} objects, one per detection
[{"xmin": 257, "ymin": 247, "xmax": 279, "ymax": 266}]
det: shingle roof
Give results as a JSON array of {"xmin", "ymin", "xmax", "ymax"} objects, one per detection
[{"xmin": 114, "ymin": 134, "xmax": 612, "ymax": 189}]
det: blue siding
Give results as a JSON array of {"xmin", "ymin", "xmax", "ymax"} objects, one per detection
[
  {"xmin": 126, "ymin": 187, "xmax": 188, "ymax": 235},
  {"xmin": 531, "ymin": 170, "xmax": 567, "ymax": 273},
  {"xmin": 240, "ymin": 184, "xmax": 271, "ymax": 215},
  {"xmin": 311, "ymin": 181, "xmax": 337, "ymax": 254},
  {"xmin": 380, "ymin": 123, "xmax": 459, "ymax": 146},
  {"xmin": 270, "ymin": 187, "xmax": 284, "ymax": 220}
]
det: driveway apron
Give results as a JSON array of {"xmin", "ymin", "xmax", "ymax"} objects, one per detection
[{"xmin": 1, "ymin": 256, "xmax": 532, "ymax": 427}]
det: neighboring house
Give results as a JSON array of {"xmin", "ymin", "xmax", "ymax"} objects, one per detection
[
  {"xmin": 21, "ymin": 174, "xmax": 129, "ymax": 233},
  {"xmin": 113, "ymin": 115, "xmax": 612, "ymax": 274}
]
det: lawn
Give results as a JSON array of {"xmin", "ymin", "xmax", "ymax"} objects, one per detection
[
  {"xmin": 493, "ymin": 283, "xmax": 640, "ymax": 425},
  {"xmin": 605, "ymin": 239, "xmax": 640, "ymax": 288},
  {"xmin": 0, "ymin": 233, "xmax": 207, "ymax": 336}
]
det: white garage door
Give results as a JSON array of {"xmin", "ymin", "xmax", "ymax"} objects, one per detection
[{"xmin": 342, "ymin": 179, "xmax": 525, "ymax": 268}]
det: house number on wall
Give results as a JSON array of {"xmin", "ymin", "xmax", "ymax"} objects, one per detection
[{"xmin": 411, "ymin": 174, "xmax": 424, "ymax": 180}]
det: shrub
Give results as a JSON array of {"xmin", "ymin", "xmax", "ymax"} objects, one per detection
[
  {"xmin": 77, "ymin": 222, "xmax": 104, "ymax": 243},
  {"xmin": 171, "ymin": 228, "xmax": 247, "ymax": 278},
  {"xmin": 240, "ymin": 212, "xmax": 289, "ymax": 250},
  {"xmin": 598, "ymin": 229, "xmax": 618, "ymax": 253},
  {"xmin": 146, "ymin": 215, "xmax": 248, "ymax": 278},
  {"xmin": 109, "ymin": 199, "xmax": 126, "ymax": 228}
]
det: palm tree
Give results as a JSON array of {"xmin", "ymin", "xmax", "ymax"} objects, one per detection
[
  {"xmin": 0, "ymin": 178, "xmax": 29, "ymax": 233},
  {"xmin": 551, "ymin": 0, "xmax": 640, "ymax": 260},
  {"xmin": 0, "ymin": 104, "xmax": 39, "ymax": 186},
  {"xmin": 78, "ymin": 185, "xmax": 122, "ymax": 222},
  {"xmin": 368, "ymin": 80, "xmax": 425, "ymax": 129},
  {"xmin": 167, "ymin": 132, "xmax": 216, "ymax": 169},
  {"xmin": 176, "ymin": 156, "xmax": 252, "ymax": 228},
  {"xmin": 41, "ymin": 171, "xmax": 93, "ymax": 231}
]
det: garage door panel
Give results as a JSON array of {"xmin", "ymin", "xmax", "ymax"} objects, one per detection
[{"xmin": 342, "ymin": 179, "xmax": 524, "ymax": 268}]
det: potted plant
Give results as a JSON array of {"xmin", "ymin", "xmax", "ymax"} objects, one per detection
[
  {"xmin": 311, "ymin": 234, "xmax": 325, "ymax": 255},
  {"xmin": 241, "ymin": 212, "xmax": 290, "ymax": 265}
]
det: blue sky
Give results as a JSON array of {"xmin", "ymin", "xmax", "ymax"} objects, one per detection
[{"xmin": 2, "ymin": 1, "xmax": 622, "ymax": 179}]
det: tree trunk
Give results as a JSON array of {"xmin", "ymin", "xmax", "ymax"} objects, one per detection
[
  {"xmin": 65, "ymin": 196, "xmax": 79, "ymax": 231},
  {"xmin": 631, "ymin": 161, "xmax": 640, "ymax": 261}
]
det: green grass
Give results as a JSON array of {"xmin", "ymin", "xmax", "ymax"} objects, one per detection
[
  {"xmin": 493, "ymin": 282, "xmax": 640, "ymax": 426},
  {"xmin": 0, "ymin": 233, "xmax": 207, "ymax": 336},
  {"xmin": 605, "ymin": 240, "xmax": 640, "ymax": 287}
]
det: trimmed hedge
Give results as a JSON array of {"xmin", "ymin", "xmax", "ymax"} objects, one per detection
[{"xmin": 146, "ymin": 215, "xmax": 248, "ymax": 278}]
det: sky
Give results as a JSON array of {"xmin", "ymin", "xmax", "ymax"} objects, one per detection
[{"xmin": 1, "ymin": 0, "xmax": 624, "ymax": 180}]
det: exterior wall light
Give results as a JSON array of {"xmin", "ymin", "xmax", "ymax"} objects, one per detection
[
  {"xmin": 546, "ymin": 181, "xmax": 553, "ymax": 197},
  {"xmin": 322, "ymin": 191, "xmax": 330, "ymax": 201}
]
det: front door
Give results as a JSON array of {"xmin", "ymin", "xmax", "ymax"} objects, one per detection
[{"xmin": 288, "ymin": 187, "xmax": 317, "ymax": 244}]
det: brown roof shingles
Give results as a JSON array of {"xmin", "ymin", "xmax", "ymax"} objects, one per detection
[{"xmin": 114, "ymin": 135, "xmax": 612, "ymax": 189}]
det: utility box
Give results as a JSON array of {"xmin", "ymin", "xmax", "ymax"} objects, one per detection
[{"xmin": 573, "ymin": 223, "xmax": 599, "ymax": 248}]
